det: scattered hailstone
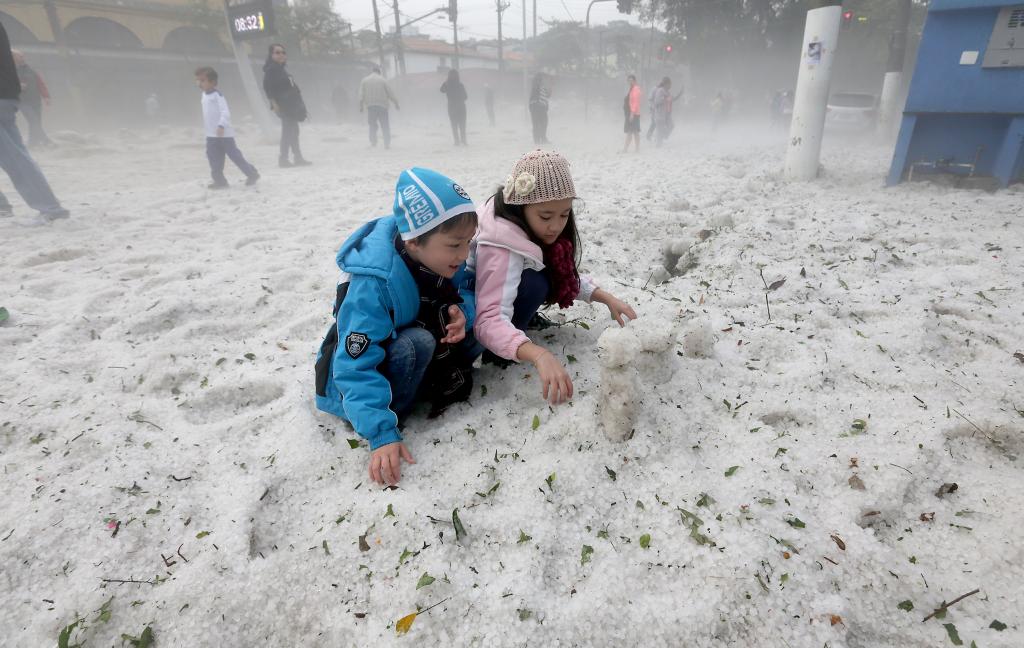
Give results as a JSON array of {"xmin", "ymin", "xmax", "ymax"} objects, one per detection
[{"xmin": 681, "ymin": 318, "xmax": 715, "ymax": 359}]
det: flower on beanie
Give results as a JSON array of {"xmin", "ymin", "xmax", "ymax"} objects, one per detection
[
  {"xmin": 514, "ymin": 172, "xmax": 536, "ymax": 197},
  {"xmin": 503, "ymin": 174, "xmax": 515, "ymax": 200}
]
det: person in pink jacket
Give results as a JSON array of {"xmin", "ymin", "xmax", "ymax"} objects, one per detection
[
  {"xmin": 622, "ymin": 74, "xmax": 641, "ymax": 153},
  {"xmin": 467, "ymin": 149, "xmax": 637, "ymax": 405}
]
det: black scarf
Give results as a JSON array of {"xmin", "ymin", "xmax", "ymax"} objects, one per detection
[{"xmin": 398, "ymin": 243, "xmax": 473, "ymax": 417}]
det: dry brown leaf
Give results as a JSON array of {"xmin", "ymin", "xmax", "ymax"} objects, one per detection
[
  {"xmin": 848, "ymin": 475, "xmax": 866, "ymax": 491},
  {"xmin": 830, "ymin": 534, "xmax": 846, "ymax": 551},
  {"xmin": 395, "ymin": 613, "xmax": 417, "ymax": 635},
  {"xmin": 830, "ymin": 614, "xmax": 843, "ymax": 626},
  {"xmin": 920, "ymin": 512, "xmax": 935, "ymax": 522}
]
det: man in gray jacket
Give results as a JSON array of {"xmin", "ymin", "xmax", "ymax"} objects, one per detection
[{"xmin": 358, "ymin": 66, "xmax": 399, "ymax": 149}]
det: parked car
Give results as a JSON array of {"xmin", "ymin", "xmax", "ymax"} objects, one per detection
[{"xmin": 826, "ymin": 92, "xmax": 879, "ymax": 131}]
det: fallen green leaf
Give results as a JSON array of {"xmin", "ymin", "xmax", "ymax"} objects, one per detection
[
  {"xmin": 786, "ymin": 517, "xmax": 806, "ymax": 529},
  {"xmin": 347, "ymin": 439, "xmax": 360, "ymax": 449},
  {"xmin": 898, "ymin": 600, "xmax": 914, "ymax": 612},
  {"xmin": 724, "ymin": 465, "xmax": 740, "ymax": 477},
  {"xmin": 989, "ymin": 619, "xmax": 1006, "ymax": 631},
  {"xmin": 58, "ymin": 619, "xmax": 82, "ymax": 648},
  {"xmin": 416, "ymin": 572, "xmax": 435, "ymax": 590},
  {"xmin": 453, "ymin": 508, "xmax": 466, "ymax": 541},
  {"xmin": 517, "ymin": 529, "xmax": 532, "ymax": 544},
  {"xmin": 195, "ymin": 531, "xmax": 210, "ymax": 539},
  {"xmin": 581, "ymin": 544, "xmax": 593, "ymax": 565},
  {"xmin": 0, "ymin": 307, "xmax": 9, "ymax": 324},
  {"xmin": 605, "ymin": 466, "xmax": 617, "ymax": 481},
  {"xmin": 639, "ymin": 534, "xmax": 651, "ymax": 549},
  {"xmin": 943, "ymin": 623, "xmax": 963, "ymax": 646},
  {"xmin": 531, "ymin": 415, "xmax": 540, "ymax": 431}
]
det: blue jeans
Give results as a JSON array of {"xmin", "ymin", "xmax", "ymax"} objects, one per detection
[
  {"xmin": 384, "ymin": 328, "xmax": 436, "ymax": 418},
  {"xmin": 206, "ymin": 137, "xmax": 257, "ymax": 184},
  {"xmin": 0, "ymin": 99, "xmax": 65, "ymax": 216}
]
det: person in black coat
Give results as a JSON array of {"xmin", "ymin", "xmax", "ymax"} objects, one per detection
[
  {"xmin": 262, "ymin": 44, "xmax": 310, "ymax": 167},
  {"xmin": 440, "ymin": 69, "xmax": 467, "ymax": 146}
]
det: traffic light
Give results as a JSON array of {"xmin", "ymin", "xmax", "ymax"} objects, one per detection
[
  {"xmin": 842, "ymin": 10, "xmax": 854, "ymax": 29},
  {"xmin": 616, "ymin": 0, "xmax": 632, "ymax": 14},
  {"xmin": 448, "ymin": 0, "xmax": 457, "ymax": 22}
]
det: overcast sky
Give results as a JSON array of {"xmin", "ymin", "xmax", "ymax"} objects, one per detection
[{"xmin": 340, "ymin": 0, "xmax": 645, "ymax": 42}]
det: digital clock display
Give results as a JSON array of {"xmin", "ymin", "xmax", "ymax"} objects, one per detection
[
  {"xmin": 233, "ymin": 12, "xmax": 265, "ymax": 34},
  {"xmin": 227, "ymin": 0, "xmax": 275, "ymax": 41}
]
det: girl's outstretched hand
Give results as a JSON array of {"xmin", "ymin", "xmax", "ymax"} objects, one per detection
[
  {"xmin": 534, "ymin": 350, "xmax": 573, "ymax": 405},
  {"xmin": 605, "ymin": 296, "xmax": 638, "ymax": 327}
]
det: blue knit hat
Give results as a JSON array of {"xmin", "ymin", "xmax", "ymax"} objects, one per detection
[{"xmin": 393, "ymin": 167, "xmax": 476, "ymax": 240}]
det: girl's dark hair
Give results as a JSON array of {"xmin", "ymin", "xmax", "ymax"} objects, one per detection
[
  {"xmin": 266, "ymin": 44, "xmax": 285, "ymax": 65},
  {"xmin": 447, "ymin": 68, "xmax": 460, "ymax": 84},
  {"xmin": 491, "ymin": 190, "xmax": 581, "ymax": 269}
]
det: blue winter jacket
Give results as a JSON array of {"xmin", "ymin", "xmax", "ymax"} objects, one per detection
[{"xmin": 314, "ymin": 217, "xmax": 476, "ymax": 449}]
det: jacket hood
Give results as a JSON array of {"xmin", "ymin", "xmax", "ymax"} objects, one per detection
[
  {"xmin": 475, "ymin": 196, "xmax": 543, "ymax": 266},
  {"xmin": 335, "ymin": 217, "xmax": 418, "ymax": 322}
]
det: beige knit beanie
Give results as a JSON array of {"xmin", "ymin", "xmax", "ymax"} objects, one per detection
[{"xmin": 502, "ymin": 149, "xmax": 577, "ymax": 205}]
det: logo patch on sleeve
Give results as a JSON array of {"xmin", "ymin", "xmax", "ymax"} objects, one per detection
[
  {"xmin": 345, "ymin": 332, "xmax": 370, "ymax": 359},
  {"xmin": 452, "ymin": 183, "xmax": 470, "ymax": 200}
]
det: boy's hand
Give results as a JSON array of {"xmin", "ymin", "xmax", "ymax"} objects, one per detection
[
  {"xmin": 369, "ymin": 442, "xmax": 416, "ymax": 485},
  {"xmin": 440, "ymin": 305, "xmax": 466, "ymax": 344},
  {"xmin": 216, "ymin": 126, "xmax": 224, "ymax": 137}
]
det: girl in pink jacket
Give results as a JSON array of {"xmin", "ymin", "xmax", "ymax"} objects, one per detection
[{"xmin": 467, "ymin": 150, "xmax": 636, "ymax": 405}]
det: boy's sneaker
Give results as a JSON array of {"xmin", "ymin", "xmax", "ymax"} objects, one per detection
[
  {"xmin": 279, "ymin": 159, "xmax": 293, "ymax": 168},
  {"xmin": 481, "ymin": 350, "xmax": 513, "ymax": 369},
  {"xmin": 526, "ymin": 313, "xmax": 556, "ymax": 330},
  {"xmin": 245, "ymin": 172, "xmax": 260, "ymax": 186},
  {"xmin": 207, "ymin": 181, "xmax": 229, "ymax": 190},
  {"xmin": 42, "ymin": 208, "xmax": 70, "ymax": 221}
]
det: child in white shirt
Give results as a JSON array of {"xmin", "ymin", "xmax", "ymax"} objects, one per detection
[{"xmin": 195, "ymin": 67, "xmax": 259, "ymax": 189}]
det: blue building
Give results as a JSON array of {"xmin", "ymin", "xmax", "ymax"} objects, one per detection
[{"xmin": 888, "ymin": 1, "xmax": 1024, "ymax": 187}]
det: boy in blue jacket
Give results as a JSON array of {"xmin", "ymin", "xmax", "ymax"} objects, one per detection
[{"xmin": 315, "ymin": 168, "xmax": 480, "ymax": 485}]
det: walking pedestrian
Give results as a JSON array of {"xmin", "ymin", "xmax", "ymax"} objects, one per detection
[
  {"xmin": 440, "ymin": 69, "xmax": 468, "ymax": 146},
  {"xmin": 262, "ymin": 44, "xmax": 310, "ymax": 167},
  {"xmin": 359, "ymin": 65, "xmax": 400, "ymax": 149}
]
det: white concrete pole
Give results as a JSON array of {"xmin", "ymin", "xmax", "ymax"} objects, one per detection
[{"xmin": 784, "ymin": 5, "xmax": 841, "ymax": 182}]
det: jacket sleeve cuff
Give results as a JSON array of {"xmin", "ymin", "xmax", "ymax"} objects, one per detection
[
  {"xmin": 367, "ymin": 428, "xmax": 402, "ymax": 450},
  {"xmin": 579, "ymin": 275, "xmax": 598, "ymax": 303},
  {"xmin": 503, "ymin": 330, "xmax": 531, "ymax": 362}
]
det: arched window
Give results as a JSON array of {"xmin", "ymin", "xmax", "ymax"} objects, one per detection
[
  {"xmin": 163, "ymin": 26, "xmax": 227, "ymax": 55},
  {"xmin": 0, "ymin": 11, "xmax": 40, "ymax": 44},
  {"xmin": 64, "ymin": 16, "xmax": 143, "ymax": 49}
]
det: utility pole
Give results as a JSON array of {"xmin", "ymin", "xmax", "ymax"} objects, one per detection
[
  {"xmin": 584, "ymin": 0, "xmax": 615, "ymax": 118},
  {"xmin": 496, "ymin": 0, "xmax": 510, "ymax": 73},
  {"xmin": 392, "ymin": 0, "xmax": 406, "ymax": 75},
  {"xmin": 449, "ymin": 0, "xmax": 459, "ymax": 69},
  {"xmin": 879, "ymin": 0, "xmax": 913, "ymax": 138},
  {"xmin": 522, "ymin": 0, "xmax": 529, "ymax": 114},
  {"xmin": 371, "ymin": 0, "xmax": 386, "ymax": 72},
  {"xmin": 533, "ymin": 0, "xmax": 537, "ymax": 38}
]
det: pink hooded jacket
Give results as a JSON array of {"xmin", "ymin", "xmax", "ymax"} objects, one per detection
[{"xmin": 467, "ymin": 197, "xmax": 598, "ymax": 361}]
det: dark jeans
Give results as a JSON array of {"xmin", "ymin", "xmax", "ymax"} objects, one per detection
[
  {"xmin": 367, "ymin": 106, "xmax": 390, "ymax": 148},
  {"xmin": 448, "ymin": 104, "xmax": 467, "ymax": 145},
  {"xmin": 0, "ymin": 99, "xmax": 65, "ymax": 216},
  {"xmin": 529, "ymin": 103, "xmax": 548, "ymax": 144},
  {"xmin": 206, "ymin": 137, "xmax": 257, "ymax": 184},
  {"xmin": 512, "ymin": 269, "xmax": 550, "ymax": 330},
  {"xmin": 279, "ymin": 117, "xmax": 302, "ymax": 161},
  {"xmin": 20, "ymin": 103, "xmax": 50, "ymax": 147}
]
